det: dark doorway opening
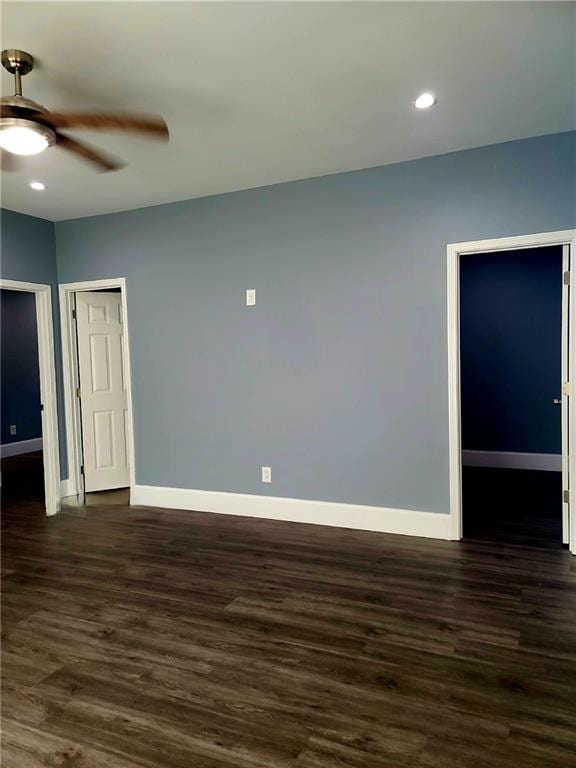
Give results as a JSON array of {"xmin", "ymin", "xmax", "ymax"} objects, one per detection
[
  {"xmin": 0, "ymin": 289, "xmax": 44, "ymax": 506},
  {"xmin": 462, "ymin": 467, "xmax": 562, "ymax": 548},
  {"xmin": 460, "ymin": 246, "xmax": 564, "ymax": 548}
]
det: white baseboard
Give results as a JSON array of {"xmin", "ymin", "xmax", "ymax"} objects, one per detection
[
  {"xmin": 60, "ymin": 478, "xmax": 77, "ymax": 498},
  {"xmin": 131, "ymin": 485, "xmax": 453, "ymax": 540},
  {"xmin": 0, "ymin": 437, "xmax": 43, "ymax": 458},
  {"xmin": 462, "ymin": 450, "xmax": 561, "ymax": 472}
]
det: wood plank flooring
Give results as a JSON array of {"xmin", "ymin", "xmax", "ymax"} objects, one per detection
[{"xmin": 2, "ymin": 474, "xmax": 576, "ymax": 766}]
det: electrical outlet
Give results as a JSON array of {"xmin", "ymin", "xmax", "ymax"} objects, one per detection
[
  {"xmin": 246, "ymin": 289, "xmax": 256, "ymax": 306},
  {"xmin": 261, "ymin": 466, "xmax": 272, "ymax": 483},
  {"xmin": 9, "ymin": 425, "xmax": 16, "ymax": 436}
]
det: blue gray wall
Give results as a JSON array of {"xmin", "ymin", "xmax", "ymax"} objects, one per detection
[
  {"xmin": 0, "ymin": 209, "xmax": 67, "ymax": 473},
  {"xmin": 460, "ymin": 246, "xmax": 563, "ymax": 455},
  {"xmin": 1, "ymin": 289, "xmax": 42, "ymax": 444},
  {"xmin": 55, "ymin": 131, "xmax": 576, "ymax": 514},
  {"xmin": 1, "ymin": 208, "xmax": 57, "ymax": 286}
]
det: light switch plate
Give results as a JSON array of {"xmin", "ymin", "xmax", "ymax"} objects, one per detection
[
  {"xmin": 261, "ymin": 466, "xmax": 272, "ymax": 483},
  {"xmin": 9, "ymin": 425, "xmax": 16, "ymax": 436},
  {"xmin": 246, "ymin": 289, "xmax": 256, "ymax": 306}
]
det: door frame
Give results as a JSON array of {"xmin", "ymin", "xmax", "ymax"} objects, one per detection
[
  {"xmin": 447, "ymin": 229, "xmax": 576, "ymax": 553},
  {"xmin": 0, "ymin": 279, "xmax": 61, "ymax": 515},
  {"xmin": 59, "ymin": 278, "xmax": 136, "ymax": 499}
]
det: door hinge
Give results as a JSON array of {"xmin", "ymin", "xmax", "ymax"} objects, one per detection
[
  {"xmin": 72, "ymin": 308, "xmax": 77, "ymax": 320},
  {"xmin": 80, "ymin": 465, "xmax": 85, "ymax": 476},
  {"xmin": 563, "ymin": 381, "xmax": 570, "ymax": 397},
  {"xmin": 40, "ymin": 403, "xmax": 44, "ymax": 412},
  {"xmin": 564, "ymin": 270, "xmax": 571, "ymax": 286},
  {"xmin": 75, "ymin": 387, "xmax": 81, "ymax": 399},
  {"xmin": 564, "ymin": 489, "xmax": 570, "ymax": 504}
]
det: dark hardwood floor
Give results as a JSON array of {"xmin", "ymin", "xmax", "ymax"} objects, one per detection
[
  {"xmin": 463, "ymin": 467, "xmax": 563, "ymax": 548},
  {"xmin": 2, "ymin": 455, "xmax": 576, "ymax": 766}
]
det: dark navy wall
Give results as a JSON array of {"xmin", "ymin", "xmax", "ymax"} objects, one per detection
[
  {"xmin": 460, "ymin": 247, "xmax": 563, "ymax": 455},
  {"xmin": 1, "ymin": 289, "xmax": 42, "ymax": 444},
  {"xmin": 0, "ymin": 209, "xmax": 67, "ymax": 474}
]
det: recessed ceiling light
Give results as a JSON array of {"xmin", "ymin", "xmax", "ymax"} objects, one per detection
[
  {"xmin": 414, "ymin": 92, "xmax": 437, "ymax": 110},
  {"xmin": 29, "ymin": 181, "xmax": 46, "ymax": 191}
]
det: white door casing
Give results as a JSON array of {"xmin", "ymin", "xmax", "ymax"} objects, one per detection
[
  {"xmin": 0, "ymin": 279, "xmax": 60, "ymax": 515},
  {"xmin": 448, "ymin": 230, "xmax": 576, "ymax": 553},
  {"xmin": 76, "ymin": 292, "xmax": 130, "ymax": 492},
  {"xmin": 561, "ymin": 245, "xmax": 571, "ymax": 544}
]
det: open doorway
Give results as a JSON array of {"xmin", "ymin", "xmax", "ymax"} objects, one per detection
[
  {"xmin": 1, "ymin": 289, "xmax": 44, "ymax": 503},
  {"xmin": 460, "ymin": 247, "xmax": 563, "ymax": 547},
  {"xmin": 0, "ymin": 279, "xmax": 60, "ymax": 515},
  {"xmin": 60, "ymin": 278, "xmax": 135, "ymax": 507},
  {"xmin": 448, "ymin": 231, "xmax": 576, "ymax": 553}
]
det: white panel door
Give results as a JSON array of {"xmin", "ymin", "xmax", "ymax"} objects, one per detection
[{"xmin": 76, "ymin": 292, "xmax": 130, "ymax": 492}]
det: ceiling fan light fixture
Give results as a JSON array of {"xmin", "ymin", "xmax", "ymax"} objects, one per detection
[{"xmin": 0, "ymin": 118, "xmax": 56, "ymax": 155}]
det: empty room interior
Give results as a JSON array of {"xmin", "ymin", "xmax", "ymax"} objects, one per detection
[{"xmin": 1, "ymin": 2, "xmax": 575, "ymax": 767}]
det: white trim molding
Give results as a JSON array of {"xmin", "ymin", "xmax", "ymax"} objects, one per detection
[
  {"xmin": 462, "ymin": 450, "xmax": 561, "ymax": 472},
  {"xmin": 447, "ymin": 229, "xmax": 576, "ymax": 554},
  {"xmin": 0, "ymin": 278, "xmax": 61, "ymax": 516},
  {"xmin": 0, "ymin": 438, "xmax": 43, "ymax": 458},
  {"xmin": 60, "ymin": 478, "xmax": 77, "ymax": 498},
  {"xmin": 131, "ymin": 485, "xmax": 453, "ymax": 540}
]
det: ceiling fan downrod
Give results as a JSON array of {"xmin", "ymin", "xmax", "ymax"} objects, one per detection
[{"xmin": 1, "ymin": 49, "xmax": 35, "ymax": 97}]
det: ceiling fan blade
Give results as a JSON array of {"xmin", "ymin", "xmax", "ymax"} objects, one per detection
[
  {"xmin": 56, "ymin": 133, "xmax": 124, "ymax": 172},
  {"xmin": 0, "ymin": 148, "xmax": 21, "ymax": 172},
  {"xmin": 42, "ymin": 112, "xmax": 168, "ymax": 139}
]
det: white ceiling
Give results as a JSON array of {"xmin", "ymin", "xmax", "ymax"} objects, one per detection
[{"xmin": 1, "ymin": 1, "xmax": 575, "ymax": 221}]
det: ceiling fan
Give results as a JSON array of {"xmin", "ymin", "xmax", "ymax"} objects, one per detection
[{"xmin": 0, "ymin": 49, "xmax": 169, "ymax": 171}]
